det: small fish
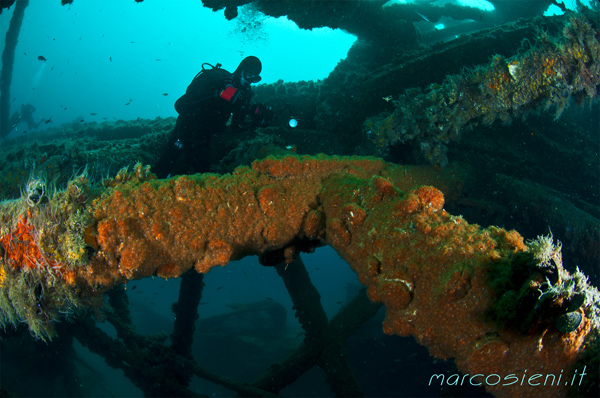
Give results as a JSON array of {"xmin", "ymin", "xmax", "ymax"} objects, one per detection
[
  {"xmin": 416, "ymin": 11, "xmax": 430, "ymax": 22},
  {"xmin": 216, "ymin": 286, "xmax": 224, "ymax": 290},
  {"xmin": 265, "ymin": 297, "xmax": 273, "ymax": 301},
  {"xmin": 156, "ymin": 58, "xmax": 162, "ymax": 61},
  {"xmin": 130, "ymin": 41, "xmax": 136, "ymax": 44},
  {"xmin": 162, "ymin": 93, "xmax": 168, "ymax": 96},
  {"xmin": 383, "ymin": 95, "xmax": 393, "ymax": 102},
  {"xmin": 125, "ymin": 102, "xmax": 131, "ymax": 106},
  {"xmin": 131, "ymin": 285, "xmax": 137, "ymax": 290},
  {"xmin": 38, "ymin": 55, "xmax": 47, "ymax": 62},
  {"xmin": 336, "ymin": 301, "xmax": 343, "ymax": 304},
  {"xmin": 110, "ymin": 56, "xmax": 112, "ymax": 62},
  {"xmin": 44, "ymin": 116, "xmax": 53, "ymax": 124},
  {"xmin": 51, "ymin": 66, "xmax": 54, "ymax": 71},
  {"xmin": 90, "ymin": 112, "xmax": 97, "ymax": 115},
  {"xmin": 22, "ymin": 130, "xmax": 28, "ymax": 134}
]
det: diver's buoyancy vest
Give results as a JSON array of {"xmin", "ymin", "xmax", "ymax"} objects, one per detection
[{"xmin": 175, "ymin": 66, "xmax": 233, "ymax": 114}]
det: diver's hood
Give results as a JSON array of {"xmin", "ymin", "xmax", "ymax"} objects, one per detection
[{"xmin": 234, "ymin": 56, "xmax": 262, "ymax": 84}]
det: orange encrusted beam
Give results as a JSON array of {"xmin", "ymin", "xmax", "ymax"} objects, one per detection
[{"xmin": 0, "ymin": 155, "xmax": 597, "ymax": 397}]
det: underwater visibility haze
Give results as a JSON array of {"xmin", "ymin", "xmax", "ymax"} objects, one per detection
[{"xmin": 0, "ymin": 0, "xmax": 599, "ymax": 397}]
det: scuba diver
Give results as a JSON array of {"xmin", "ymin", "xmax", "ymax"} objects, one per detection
[
  {"xmin": 9, "ymin": 103, "xmax": 42, "ymax": 133},
  {"xmin": 156, "ymin": 56, "xmax": 269, "ymax": 177}
]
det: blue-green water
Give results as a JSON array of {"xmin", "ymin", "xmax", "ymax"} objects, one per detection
[{"xmin": 1, "ymin": 1, "xmax": 598, "ymax": 397}]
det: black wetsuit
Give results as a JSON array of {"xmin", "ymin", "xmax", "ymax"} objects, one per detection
[{"xmin": 156, "ymin": 66, "xmax": 252, "ymax": 177}]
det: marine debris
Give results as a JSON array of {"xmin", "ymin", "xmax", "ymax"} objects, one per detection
[
  {"xmin": 0, "ymin": 154, "xmax": 597, "ymax": 397},
  {"xmin": 364, "ymin": 12, "xmax": 600, "ymax": 165}
]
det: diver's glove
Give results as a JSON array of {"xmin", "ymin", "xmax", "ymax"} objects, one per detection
[{"xmin": 250, "ymin": 103, "xmax": 274, "ymax": 128}]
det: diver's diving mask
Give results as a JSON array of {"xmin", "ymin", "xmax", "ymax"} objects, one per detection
[{"xmin": 242, "ymin": 70, "xmax": 262, "ymax": 85}]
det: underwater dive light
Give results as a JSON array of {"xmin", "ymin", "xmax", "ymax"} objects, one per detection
[{"xmin": 289, "ymin": 118, "xmax": 298, "ymax": 128}]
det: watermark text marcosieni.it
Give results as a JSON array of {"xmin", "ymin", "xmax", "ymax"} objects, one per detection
[{"xmin": 429, "ymin": 367, "xmax": 587, "ymax": 387}]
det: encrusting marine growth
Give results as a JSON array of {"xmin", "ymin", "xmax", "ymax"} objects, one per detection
[
  {"xmin": 0, "ymin": 154, "xmax": 598, "ymax": 397},
  {"xmin": 364, "ymin": 13, "xmax": 600, "ymax": 166}
]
